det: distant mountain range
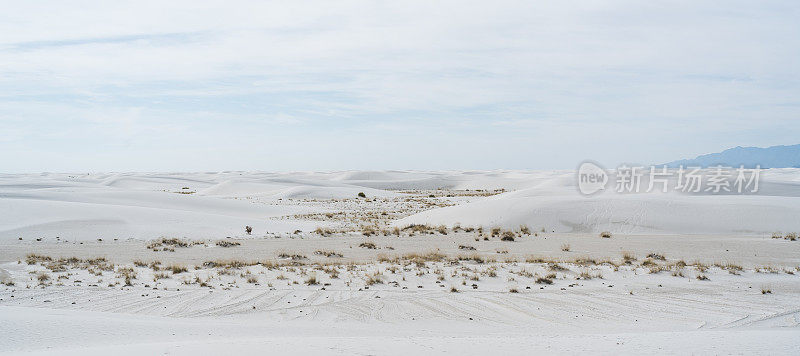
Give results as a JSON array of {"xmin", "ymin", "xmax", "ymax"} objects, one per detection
[{"xmin": 662, "ymin": 144, "xmax": 800, "ymax": 168}]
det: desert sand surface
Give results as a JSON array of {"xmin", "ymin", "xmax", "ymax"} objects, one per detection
[
  {"xmin": 2, "ymin": 170, "xmax": 800, "ymax": 355},
  {"xmin": 3, "ymin": 169, "xmax": 800, "ymax": 241}
]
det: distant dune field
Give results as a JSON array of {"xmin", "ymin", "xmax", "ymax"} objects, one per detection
[{"xmin": 2, "ymin": 169, "xmax": 800, "ymax": 241}]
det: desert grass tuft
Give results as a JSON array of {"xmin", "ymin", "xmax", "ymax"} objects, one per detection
[{"xmin": 358, "ymin": 242, "xmax": 377, "ymax": 249}]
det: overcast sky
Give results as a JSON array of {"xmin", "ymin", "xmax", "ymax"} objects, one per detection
[{"xmin": 1, "ymin": 1, "xmax": 798, "ymax": 172}]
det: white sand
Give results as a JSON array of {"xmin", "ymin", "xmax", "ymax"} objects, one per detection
[
  {"xmin": 397, "ymin": 169, "xmax": 800, "ymax": 235},
  {"xmin": 2, "ymin": 256, "xmax": 799, "ymax": 355},
  {"xmin": 2, "ymin": 170, "xmax": 800, "ymax": 355},
  {"xmin": 3, "ymin": 170, "xmax": 800, "ymax": 242}
]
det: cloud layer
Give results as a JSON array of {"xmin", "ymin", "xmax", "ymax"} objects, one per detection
[{"xmin": 1, "ymin": 1, "xmax": 799, "ymax": 172}]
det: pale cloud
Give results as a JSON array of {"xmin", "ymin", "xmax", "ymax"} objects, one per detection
[{"xmin": 1, "ymin": 1, "xmax": 799, "ymax": 172}]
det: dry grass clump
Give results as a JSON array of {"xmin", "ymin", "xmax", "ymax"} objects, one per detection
[
  {"xmin": 36, "ymin": 272, "xmax": 51, "ymax": 284},
  {"xmin": 547, "ymin": 262, "xmax": 567, "ymax": 271},
  {"xmin": 168, "ymin": 265, "xmax": 188, "ymax": 274},
  {"xmin": 402, "ymin": 224, "xmax": 435, "ymax": 235},
  {"xmin": 647, "ymin": 265, "xmax": 668, "ymax": 274},
  {"xmin": 305, "ymin": 274, "xmax": 319, "ymax": 285},
  {"xmin": 669, "ymin": 260, "xmax": 687, "ymax": 269},
  {"xmin": 365, "ymin": 272, "xmax": 384, "ymax": 285},
  {"xmin": 277, "ymin": 253, "xmax": 307, "ymax": 261},
  {"xmin": 500, "ymin": 231, "xmax": 516, "ymax": 241},
  {"xmin": 535, "ymin": 274, "xmax": 554, "ymax": 284},
  {"xmin": 86, "ymin": 257, "xmax": 114, "ymax": 271},
  {"xmin": 148, "ymin": 261, "xmax": 163, "ymax": 271},
  {"xmin": 485, "ymin": 268, "xmax": 498, "ymax": 278},
  {"xmin": 772, "ymin": 232, "xmax": 797, "ymax": 241},
  {"xmin": 202, "ymin": 260, "xmax": 255, "ymax": 269},
  {"xmin": 646, "ymin": 253, "xmax": 666, "ymax": 261},
  {"xmin": 133, "ymin": 260, "xmax": 149, "ymax": 267},
  {"xmin": 314, "ymin": 227, "xmax": 334, "ymax": 236},
  {"xmin": 358, "ymin": 242, "xmax": 377, "ymax": 249},
  {"xmin": 216, "ymin": 240, "xmax": 241, "ymax": 248},
  {"xmin": 375, "ymin": 251, "xmax": 446, "ymax": 267},
  {"xmin": 145, "ymin": 237, "xmax": 198, "ymax": 252},
  {"xmin": 457, "ymin": 254, "xmax": 486, "ymax": 264},
  {"xmin": 361, "ymin": 225, "xmax": 377, "ymax": 236},
  {"xmin": 519, "ymin": 225, "xmax": 531, "ymax": 235},
  {"xmin": 578, "ymin": 270, "xmax": 602, "ymax": 280},
  {"xmin": 663, "ymin": 260, "xmax": 687, "ymax": 276},
  {"xmin": 458, "ymin": 245, "xmax": 476, "ymax": 251},
  {"xmin": 640, "ymin": 259, "xmax": 657, "ymax": 267},
  {"xmin": 259, "ymin": 260, "xmax": 281, "ymax": 269},
  {"xmin": 696, "ymin": 274, "xmax": 709, "ymax": 281},
  {"xmin": 314, "ymin": 250, "xmax": 344, "ymax": 258},
  {"xmin": 192, "ymin": 276, "xmax": 211, "ymax": 288},
  {"xmin": 40, "ymin": 261, "xmax": 67, "ymax": 273},
  {"xmin": 146, "ymin": 237, "xmax": 190, "ymax": 251},
  {"xmin": 26, "ymin": 255, "xmax": 115, "ymax": 273},
  {"xmin": 525, "ymin": 256, "xmax": 549, "ymax": 263},
  {"xmin": 755, "ymin": 266, "xmax": 781, "ymax": 274},
  {"xmin": 26, "ymin": 254, "xmax": 52, "ymax": 265},
  {"xmin": 621, "ymin": 251, "xmax": 637, "ymax": 264},
  {"xmin": 400, "ymin": 252, "xmax": 447, "ymax": 267},
  {"xmin": 600, "ymin": 231, "xmax": 612, "ymax": 238},
  {"xmin": 175, "ymin": 187, "xmax": 195, "ymax": 194},
  {"xmin": 322, "ymin": 266, "xmax": 340, "ymax": 279},
  {"xmin": 376, "ymin": 253, "xmax": 397, "ymax": 263},
  {"xmin": 571, "ymin": 257, "xmax": 599, "ymax": 266},
  {"xmin": 116, "ymin": 267, "xmax": 136, "ymax": 286},
  {"xmin": 715, "ymin": 263, "xmax": 743, "ymax": 275}
]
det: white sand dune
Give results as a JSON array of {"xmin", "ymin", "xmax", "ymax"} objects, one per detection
[
  {"xmin": 3, "ymin": 169, "xmax": 800, "ymax": 241},
  {"xmin": 0, "ymin": 172, "xmax": 328, "ymax": 241},
  {"xmin": 397, "ymin": 169, "xmax": 800, "ymax": 235},
  {"xmin": 397, "ymin": 187, "xmax": 800, "ymax": 234}
]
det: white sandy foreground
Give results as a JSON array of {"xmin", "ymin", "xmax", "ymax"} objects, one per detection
[
  {"xmin": 2, "ymin": 248, "xmax": 800, "ymax": 355},
  {"xmin": 2, "ymin": 251, "xmax": 800, "ymax": 355},
  {"xmin": 1, "ymin": 170, "xmax": 800, "ymax": 354}
]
